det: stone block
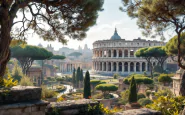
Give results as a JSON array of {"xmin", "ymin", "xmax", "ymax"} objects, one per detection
[
  {"xmin": 114, "ymin": 108, "xmax": 162, "ymax": 115},
  {"xmin": 40, "ymin": 105, "xmax": 46, "ymax": 111},
  {"xmin": 30, "ymin": 111, "xmax": 45, "ymax": 115},
  {"xmin": 23, "ymin": 107, "xmax": 31, "ymax": 113},
  {"xmin": 31, "ymin": 106, "xmax": 40, "ymax": 112},
  {"xmin": 0, "ymin": 86, "xmax": 42, "ymax": 105}
]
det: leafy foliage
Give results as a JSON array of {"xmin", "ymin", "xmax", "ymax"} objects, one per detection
[
  {"xmin": 158, "ymin": 74, "xmax": 172, "ymax": 84},
  {"xmin": 11, "ymin": 61, "xmax": 23, "ymax": 82},
  {"xmin": 138, "ymin": 98, "xmax": 152, "ymax": 107},
  {"xmin": 146, "ymin": 96, "xmax": 185, "ymax": 115},
  {"xmin": 96, "ymin": 84, "xmax": 118, "ymax": 98},
  {"xmin": 137, "ymin": 93, "xmax": 146, "ymax": 100},
  {"xmin": 128, "ymin": 76, "xmax": 137, "ymax": 103},
  {"xmin": 155, "ymin": 88, "xmax": 174, "ymax": 98},
  {"xmin": 20, "ymin": 76, "xmax": 34, "ymax": 86},
  {"xmin": 113, "ymin": 73, "xmax": 119, "ymax": 79},
  {"xmin": 41, "ymin": 85, "xmax": 58, "ymax": 99},
  {"xmin": 3, "ymin": 68, "xmax": 18, "ymax": 88},
  {"xmin": 68, "ymin": 52, "xmax": 82, "ymax": 57},
  {"xmin": 90, "ymin": 80, "xmax": 100, "ymax": 94},
  {"xmin": 48, "ymin": 55, "xmax": 65, "ymax": 60},
  {"xmin": 119, "ymin": 90, "xmax": 129, "ymax": 105}
]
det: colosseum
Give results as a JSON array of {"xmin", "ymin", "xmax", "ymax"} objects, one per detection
[{"xmin": 92, "ymin": 28, "xmax": 164, "ymax": 76}]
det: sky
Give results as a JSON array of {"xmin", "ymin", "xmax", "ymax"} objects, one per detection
[{"xmin": 26, "ymin": 0, "xmax": 163, "ymax": 50}]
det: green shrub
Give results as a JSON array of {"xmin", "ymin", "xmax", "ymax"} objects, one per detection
[
  {"xmin": 113, "ymin": 73, "xmax": 119, "ymax": 79},
  {"xmin": 41, "ymin": 85, "xmax": 58, "ymax": 99},
  {"xmin": 137, "ymin": 93, "xmax": 146, "ymax": 100},
  {"xmin": 128, "ymin": 76, "xmax": 137, "ymax": 103},
  {"xmin": 155, "ymin": 88, "xmax": 174, "ymax": 98},
  {"xmin": 146, "ymin": 90, "xmax": 151, "ymax": 97},
  {"xmin": 119, "ymin": 90, "xmax": 129, "ymax": 105},
  {"xmin": 138, "ymin": 98, "xmax": 152, "ymax": 106},
  {"xmin": 20, "ymin": 76, "xmax": 33, "ymax": 86}
]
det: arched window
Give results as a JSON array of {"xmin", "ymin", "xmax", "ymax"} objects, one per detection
[
  {"xmin": 130, "ymin": 62, "xmax": 134, "ymax": 72},
  {"xmin": 113, "ymin": 62, "xmax": 117, "ymax": 71},
  {"xmin": 104, "ymin": 62, "xmax": 106, "ymax": 71},
  {"xmin": 124, "ymin": 50, "xmax": 128, "ymax": 57},
  {"xmin": 124, "ymin": 62, "xmax": 128, "ymax": 72},
  {"xmin": 113, "ymin": 50, "xmax": 117, "ymax": 57},
  {"xmin": 142, "ymin": 62, "xmax": 146, "ymax": 71},
  {"xmin": 100, "ymin": 51, "xmax": 102, "ymax": 57},
  {"xmin": 130, "ymin": 50, "xmax": 134, "ymax": 57},
  {"xmin": 108, "ymin": 50, "xmax": 111, "ymax": 57},
  {"xmin": 100, "ymin": 62, "xmax": 102, "ymax": 71},
  {"xmin": 153, "ymin": 62, "xmax": 156, "ymax": 67},
  {"xmin": 119, "ymin": 62, "xmax": 122, "ymax": 72},
  {"xmin": 119, "ymin": 50, "xmax": 122, "ymax": 57},
  {"xmin": 136, "ymin": 62, "xmax": 140, "ymax": 72},
  {"xmin": 108, "ymin": 62, "xmax": 111, "ymax": 71}
]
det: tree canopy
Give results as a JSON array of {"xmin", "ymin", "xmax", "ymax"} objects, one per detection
[
  {"xmin": 158, "ymin": 74, "xmax": 172, "ymax": 85},
  {"xmin": 95, "ymin": 84, "xmax": 118, "ymax": 97},
  {"xmin": 121, "ymin": 0, "xmax": 185, "ymax": 95},
  {"xmin": 68, "ymin": 52, "xmax": 82, "ymax": 58},
  {"xmin": 49, "ymin": 55, "xmax": 65, "ymax": 60},
  {"xmin": 11, "ymin": 45, "xmax": 53, "ymax": 74},
  {"xmin": 0, "ymin": 0, "xmax": 104, "ymax": 84}
]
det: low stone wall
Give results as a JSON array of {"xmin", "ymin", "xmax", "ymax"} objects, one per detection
[
  {"xmin": 114, "ymin": 108, "xmax": 162, "ymax": 115},
  {"xmin": 0, "ymin": 100, "xmax": 48, "ymax": 115},
  {"xmin": 0, "ymin": 86, "xmax": 41, "ymax": 105},
  {"xmin": 46, "ymin": 99, "xmax": 103, "ymax": 115}
]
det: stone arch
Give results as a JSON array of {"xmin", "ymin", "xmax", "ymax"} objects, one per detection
[
  {"xmin": 113, "ymin": 50, "xmax": 117, "ymax": 57},
  {"xmin": 108, "ymin": 50, "xmax": 111, "ymax": 57},
  {"xmin": 136, "ymin": 62, "xmax": 140, "ymax": 72},
  {"xmin": 153, "ymin": 62, "xmax": 156, "ymax": 67},
  {"xmin": 142, "ymin": 62, "xmax": 146, "ymax": 71},
  {"xmin": 113, "ymin": 62, "xmax": 117, "ymax": 71},
  {"xmin": 130, "ymin": 62, "xmax": 134, "ymax": 72},
  {"xmin": 103, "ymin": 62, "xmax": 106, "ymax": 71},
  {"xmin": 100, "ymin": 62, "xmax": 102, "ymax": 71},
  {"xmin": 108, "ymin": 62, "xmax": 111, "ymax": 71},
  {"xmin": 124, "ymin": 49, "xmax": 128, "ymax": 57},
  {"xmin": 148, "ymin": 63, "xmax": 151, "ymax": 71},
  {"xmin": 124, "ymin": 62, "xmax": 128, "ymax": 72},
  {"xmin": 130, "ymin": 50, "xmax": 134, "ymax": 57},
  {"xmin": 119, "ymin": 50, "xmax": 122, "ymax": 57},
  {"xmin": 119, "ymin": 62, "xmax": 122, "ymax": 72}
]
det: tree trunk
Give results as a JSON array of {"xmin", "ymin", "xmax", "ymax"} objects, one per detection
[
  {"xmin": 180, "ymin": 70, "xmax": 185, "ymax": 96},
  {"xmin": 0, "ymin": 7, "xmax": 11, "ymax": 86}
]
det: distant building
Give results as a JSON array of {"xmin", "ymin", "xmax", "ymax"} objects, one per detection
[
  {"xmin": 92, "ymin": 28, "xmax": 163, "ymax": 76},
  {"xmin": 27, "ymin": 66, "xmax": 42, "ymax": 86},
  {"xmin": 171, "ymin": 68, "xmax": 182, "ymax": 96}
]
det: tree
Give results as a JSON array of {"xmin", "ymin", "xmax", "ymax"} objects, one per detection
[
  {"xmin": 11, "ymin": 45, "xmax": 53, "ymax": 74},
  {"xmin": 146, "ymin": 46, "xmax": 168, "ymax": 72},
  {"xmin": 0, "ymin": 0, "xmax": 104, "ymax": 85},
  {"xmin": 113, "ymin": 73, "xmax": 119, "ymax": 79},
  {"xmin": 138, "ymin": 98, "xmax": 152, "ymax": 107},
  {"xmin": 124, "ymin": 74, "xmax": 153, "ymax": 92},
  {"xmin": 72, "ymin": 68, "xmax": 76, "ymax": 87},
  {"xmin": 76, "ymin": 67, "xmax": 81, "ymax": 88},
  {"xmin": 80, "ymin": 69, "xmax": 84, "ymax": 82},
  {"xmin": 90, "ymin": 80, "xmax": 100, "ymax": 94},
  {"xmin": 165, "ymin": 33, "xmax": 185, "ymax": 60},
  {"xmin": 128, "ymin": 76, "xmax": 137, "ymax": 103},
  {"xmin": 158, "ymin": 74, "xmax": 172, "ymax": 86},
  {"xmin": 135, "ymin": 47, "xmax": 154, "ymax": 78},
  {"xmin": 95, "ymin": 84, "xmax": 118, "ymax": 97},
  {"xmin": 11, "ymin": 60, "xmax": 24, "ymax": 82},
  {"xmin": 68, "ymin": 52, "xmax": 82, "ymax": 58},
  {"xmin": 83, "ymin": 71, "xmax": 91, "ymax": 99},
  {"xmin": 121, "ymin": 0, "xmax": 185, "ymax": 95},
  {"xmin": 49, "ymin": 55, "xmax": 65, "ymax": 60}
]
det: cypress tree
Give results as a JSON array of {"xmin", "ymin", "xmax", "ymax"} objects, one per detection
[
  {"xmin": 83, "ymin": 71, "xmax": 91, "ymax": 99},
  {"xmin": 80, "ymin": 69, "xmax": 83, "ymax": 81},
  {"xmin": 128, "ymin": 76, "xmax": 137, "ymax": 103},
  {"xmin": 72, "ymin": 68, "xmax": 76, "ymax": 87},
  {"xmin": 76, "ymin": 67, "xmax": 80, "ymax": 88}
]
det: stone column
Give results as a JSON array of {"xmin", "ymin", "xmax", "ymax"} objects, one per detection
[
  {"xmin": 134, "ymin": 62, "xmax": 136, "ymax": 72},
  {"xmin": 116, "ymin": 62, "xmax": 119, "ymax": 72},
  {"xmin": 128, "ymin": 49, "xmax": 130, "ymax": 57},
  {"xmin": 122, "ymin": 62, "xmax": 124, "ymax": 72},
  {"xmin": 102, "ymin": 50, "xmax": 104, "ymax": 57},
  {"xmin": 146, "ymin": 62, "xmax": 148, "ymax": 72},
  {"xmin": 122, "ymin": 49, "xmax": 124, "ymax": 58},
  {"xmin": 117, "ymin": 49, "xmax": 119, "ymax": 58},
  {"xmin": 111, "ymin": 50, "xmax": 113, "ymax": 58},
  {"xmin": 106, "ymin": 50, "xmax": 109, "ymax": 58},
  {"xmin": 102, "ymin": 62, "xmax": 104, "ymax": 71},
  {"xmin": 140, "ymin": 62, "xmax": 142, "ymax": 72},
  {"xmin": 128, "ymin": 62, "xmax": 130, "ymax": 73},
  {"xmin": 111, "ymin": 62, "xmax": 113, "ymax": 72}
]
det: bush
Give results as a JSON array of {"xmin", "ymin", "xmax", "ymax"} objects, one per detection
[
  {"xmin": 155, "ymin": 88, "xmax": 174, "ymax": 98},
  {"xmin": 3, "ymin": 68, "xmax": 18, "ymax": 88},
  {"xmin": 146, "ymin": 96, "xmax": 185, "ymax": 115},
  {"xmin": 41, "ymin": 85, "xmax": 58, "ymax": 99},
  {"xmin": 138, "ymin": 98, "xmax": 152, "ymax": 106},
  {"xmin": 146, "ymin": 90, "xmax": 151, "ymax": 97},
  {"xmin": 113, "ymin": 73, "xmax": 119, "ymax": 79},
  {"xmin": 137, "ymin": 93, "xmax": 146, "ymax": 100},
  {"xmin": 20, "ymin": 76, "xmax": 33, "ymax": 86},
  {"xmin": 119, "ymin": 90, "xmax": 129, "ymax": 105},
  {"xmin": 158, "ymin": 74, "xmax": 172, "ymax": 85}
]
